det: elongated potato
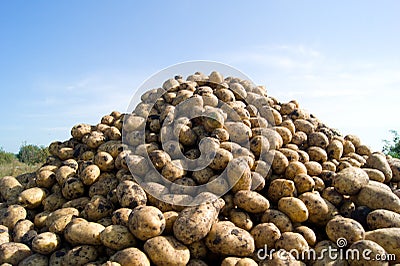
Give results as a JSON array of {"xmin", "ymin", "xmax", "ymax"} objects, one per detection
[{"xmin": 278, "ymin": 197, "xmax": 309, "ymax": 223}]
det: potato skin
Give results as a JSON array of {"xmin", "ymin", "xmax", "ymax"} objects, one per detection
[
  {"xmin": 110, "ymin": 247, "xmax": 150, "ymax": 266},
  {"xmin": 250, "ymin": 223, "xmax": 281, "ymax": 249},
  {"xmin": 326, "ymin": 216, "xmax": 365, "ymax": 244},
  {"xmin": 0, "ymin": 205, "xmax": 27, "ymax": 230},
  {"xmin": 18, "ymin": 253, "xmax": 49, "ymax": 266},
  {"xmin": 278, "ymin": 197, "xmax": 309, "ymax": 223},
  {"xmin": 275, "ymin": 232, "xmax": 309, "ymax": 254},
  {"xmin": 205, "ymin": 221, "xmax": 255, "ymax": 256},
  {"xmin": 233, "ymin": 190, "xmax": 270, "ymax": 213},
  {"xmin": 31, "ymin": 232, "xmax": 60, "ymax": 255},
  {"xmin": 352, "ymin": 184, "xmax": 400, "ymax": 213},
  {"xmin": 0, "ymin": 242, "xmax": 32, "ymax": 265},
  {"xmin": 100, "ymin": 225, "xmax": 136, "ymax": 250},
  {"xmin": 298, "ymin": 192, "xmax": 338, "ymax": 225},
  {"xmin": 261, "ymin": 209, "xmax": 293, "ymax": 233},
  {"xmin": 64, "ymin": 218, "xmax": 105, "ymax": 246},
  {"xmin": 366, "ymin": 209, "xmax": 400, "ymax": 229},
  {"xmin": 63, "ymin": 245, "xmax": 98, "ymax": 266},
  {"xmin": 173, "ymin": 200, "xmax": 223, "ymax": 245},
  {"xmin": 365, "ymin": 228, "xmax": 400, "ymax": 263},
  {"xmin": 144, "ymin": 236, "xmax": 190, "ymax": 266},
  {"xmin": 348, "ymin": 240, "xmax": 388, "ymax": 266},
  {"xmin": 128, "ymin": 206, "xmax": 165, "ymax": 241},
  {"xmin": 332, "ymin": 167, "xmax": 369, "ymax": 195}
]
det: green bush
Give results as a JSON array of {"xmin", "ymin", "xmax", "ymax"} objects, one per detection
[
  {"xmin": 17, "ymin": 143, "xmax": 49, "ymax": 165},
  {"xmin": 383, "ymin": 130, "xmax": 400, "ymax": 159},
  {"xmin": 0, "ymin": 147, "xmax": 15, "ymax": 164}
]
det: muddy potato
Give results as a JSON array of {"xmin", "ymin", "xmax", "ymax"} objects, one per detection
[
  {"xmin": 363, "ymin": 168, "xmax": 385, "ymax": 183},
  {"xmin": 161, "ymin": 160, "xmax": 186, "ymax": 182},
  {"xmin": 209, "ymin": 148, "xmax": 233, "ymax": 171},
  {"xmin": 71, "ymin": 123, "xmax": 92, "ymax": 140},
  {"xmin": 304, "ymin": 161, "xmax": 322, "ymax": 176},
  {"xmin": 0, "ymin": 205, "xmax": 27, "ymax": 230},
  {"xmin": 294, "ymin": 226, "xmax": 316, "ymax": 247},
  {"xmin": 278, "ymin": 197, "xmax": 309, "ymax": 223},
  {"xmin": 352, "ymin": 184, "xmax": 400, "ymax": 213},
  {"xmin": 100, "ymin": 225, "xmax": 136, "ymax": 250},
  {"xmin": 367, "ymin": 209, "xmax": 400, "ymax": 229},
  {"xmin": 343, "ymin": 140, "xmax": 356, "ymax": 155},
  {"xmin": 43, "ymin": 192, "xmax": 67, "ymax": 212},
  {"xmin": 308, "ymin": 132, "xmax": 329, "ymax": 148},
  {"xmin": 62, "ymin": 177, "xmax": 85, "ymax": 200},
  {"xmin": 18, "ymin": 253, "xmax": 48, "ymax": 266},
  {"xmin": 18, "ymin": 188, "xmax": 46, "ymax": 209},
  {"xmin": 251, "ymin": 171, "xmax": 266, "ymax": 191},
  {"xmin": 275, "ymin": 232, "xmax": 309, "ymax": 254},
  {"xmin": 365, "ymin": 228, "xmax": 400, "ymax": 264},
  {"xmin": 250, "ymin": 223, "xmax": 281, "ymax": 249},
  {"xmin": 83, "ymin": 195, "xmax": 114, "ymax": 221},
  {"xmin": 63, "ymin": 245, "xmax": 98, "ymax": 266},
  {"xmin": 144, "ymin": 236, "xmax": 190, "ymax": 266},
  {"xmin": 275, "ymin": 126, "xmax": 292, "ymax": 145},
  {"xmin": 322, "ymin": 187, "xmax": 343, "ymax": 206},
  {"xmin": 205, "ymin": 221, "xmax": 255, "ymax": 256},
  {"xmin": 229, "ymin": 209, "xmax": 253, "ymax": 231},
  {"xmin": 163, "ymin": 211, "xmax": 178, "ymax": 235},
  {"xmin": 292, "ymin": 131, "xmax": 308, "ymax": 146},
  {"xmin": 187, "ymin": 259, "xmax": 209, "ymax": 266},
  {"xmin": 128, "ymin": 206, "xmax": 165, "ymax": 241},
  {"xmin": 31, "ymin": 232, "xmax": 60, "ymax": 255},
  {"xmin": 13, "ymin": 219, "xmax": 34, "ymax": 243},
  {"xmin": 234, "ymin": 190, "xmax": 270, "ymax": 213},
  {"xmin": 299, "ymin": 192, "xmax": 338, "ymax": 225},
  {"xmin": 366, "ymin": 152, "xmax": 393, "ymax": 182},
  {"xmin": 332, "ymin": 167, "xmax": 369, "ymax": 195},
  {"xmin": 348, "ymin": 240, "xmax": 388, "ymax": 266},
  {"xmin": 174, "ymin": 200, "xmax": 223, "ymax": 244},
  {"xmin": 294, "ymin": 119, "xmax": 314, "ymax": 134},
  {"xmin": 64, "ymin": 218, "xmax": 105, "ymax": 245},
  {"xmin": 0, "ymin": 242, "xmax": 32, "ymax": 265},
  {"xmin": 110, "ymin": 247, "xmax": 150, "ymax": 266},
  {"xmin": 55, "ymin": 166, "xmax": 75, "ymax": 185},
  {"xmin": 326, "ymin": 216, "xmax": 365, "ymax": 244},
  {"xmin": 46, "ymin": 207, "xmax": 79, "ymax": 233},
  {"xmin": 268, "ymin": 150, "xmax": 289, "ymax": 175},
  {"xmin": 0, "ymin": 225, "xmax": 9, "ymax": 245},
  {"xmin": 250, "ymin": 135, "xmax": 270, "ymax": 157},
  {"xmin": 294, "ymin": 174, "xmax": 315, "ymax": 194},
  {"xmin": 89, "ymin": 173, "xmax": 119, "ymax": 198},
  {"xmin": 62, "ymin": 197, "xmax": 90, "ymax": 211},
  {"xmin": 279, "ymin": 148, "xmax": 299, "ymax": 162},
  {"xmin": 322, "ymin": 161, "xmax": 336, "ymax": 172},
  {"xmin": 94, "ymin": 151, "xmax": 115, "ymax": 171},
  {"xmin": 80, "ymin": 164, "xmax": 101, "ymax": 185},
  {"xmin": 126, "ymin": 154, "xmax": 149, "ymax": 177},
  {"xmin": 116, "ymin": 180, "xmax": 147, "ymax": 209},
  {"xmin": 307, "ymin": 146, "xmax": 328, "ymax": 163},
  {"xmin": 285, "ymin": 161, "xmax": 307, "ymax": 180},
  {"xmin": 268, "ymin": 179, "xmax": 297, "ymax": 202},
  {"xmin": 111, "ymin": 208, "xmax": 132, "ymax": 227},
  {"xmin": 0, "ymin": 176, "xmax": 23, "ymax": 203},
  {"xmin": 261, "ymin": 209, "xmax": 293, "ymax": 233}
]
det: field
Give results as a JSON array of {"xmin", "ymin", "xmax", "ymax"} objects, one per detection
[{"xmin": 0, "ymin": 158, "xmax": 41, "ymax": 177}]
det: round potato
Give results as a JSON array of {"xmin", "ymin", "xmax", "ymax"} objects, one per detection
[
  {"xmin": 268, "ymin": 179, "xmax": 297, "ymax": 202},
  {"xmin": 128, "ymin": 206, "xmax": 165, "ymax": 241},
  {"xmin": 260, "ymin": 209, "xmax": 293, "ymax": 233},
  {"xmin": 31, "ymin": 232, "xmax": 60, "ymax": 255},
  {"xmin": 63, "ymin": 245, "xmax": 98, "ymax": 266},
  {"xmin": 275, "ymin": 232, "xmax": 309, "ymax": 253},
  {"xmin": 100, "ymin": 225, "xmax": 136, "ymax": 250},
  {"xmin": 18, "ymin": 188, "xmax": 47, "ymax": 209},
  {"xmin": 0, "ymin": 205, "xmax": 27, "ymax": 230},
  {"xmin": 116, "ymin": 180, "xmax": 147, "ymax": 209},
  {"xmin": 326, "ymin": 216, "xmax": 365, "ymax": 244},
  {"xmin": 332, "ymin": 167, "xmax": 369, "ymax": 195},
  {"xmin": 250, "ymin": 223, "xmax": 281, "ymax": 249}
]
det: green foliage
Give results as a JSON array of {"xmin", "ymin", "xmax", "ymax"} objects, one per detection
[
  {"xmin": 17, "ymin": 142, "xmax": 49, "ymax": 165},
  {"xmin": 0, "ymin": 147, "xmax": 16, "ymax": 164},
  {"xmin": 383, "ymin": 130, "xmax": 400, "ymax": 159}
]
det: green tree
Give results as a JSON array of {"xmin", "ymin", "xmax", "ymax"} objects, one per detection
[
  {"xmin": 383, "ymin": 130, "xmax": 400, "ymax": 159},
  {"xmin": 17, "ymin": 142, "xmax": 49, "ymax": 165},
  {"xmin": 0, "ymin": 147, "xmax": 16, "ymax": 164}
]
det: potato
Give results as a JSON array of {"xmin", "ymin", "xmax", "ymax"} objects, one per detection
[
  {"xmin": 13, "ymin": 219, "xmax": 34, "ymax": 243},
  {"xmin": 80, "ymin": 164, "xmax": 101, "ymax": 185},
  {"xmin": 63, "ymin": 245, "xmax": 98, "ymax": 266},
  {"xmin": 294, "ymin": 119, "xmax": 314, "ymax": 134},
  {"xmin": 363, "ymin": 168, "xmax": 385, "ymax": 183},
  {"xmin": 307, "ymin": 146, "xmax": 328, "ymax": 163},
  {"xmin": 94, "ymin": 151, "xmax": 115, "ymax": 172},
  {"xmin": 109, "ymin": 247, "xmax": 150, "ymax": 266},
  {"xmin": 294, "ymin": 226, "xmax": 316, "ymax": 247},
  {"xmin": 18, "ymin": 253, "xmax": 49, "ymax": 266},
  {"xmin": 89, "ymin": 173, "xmax": 119, "ymax": 197},
  {"xmin": 149, "ymin": 150, "xmax": 171, "ymax": 170},
  {"xmin": 304, "ymin": 161, "xmax": 322, "ymax": 176},
  {"xmin": 173, "ymin": 199, "xmax": 223, "ymax": 244},
  {"xmin": 275, "ymin": 126, "xmax": 292, "ymax": 145},
  {"xmin": 226, "ymin": 157, "xmax": 252, "ymax": 193},
  {"xmin": 161, "ymin": 160, "xmax": 186, "ymax": 182},
  {"xmin": 261, "ymin": 209, "xmax": 293, "ymax": 233},
  {"xmin": 111, "ymin": 208, "xmax": 132, "ymax": 227},
  {"xmin": 268, "ymin": 179, "xmax": 297, "ymax": 202},
  {"xmin": 367, "ymin": 209, "xmax": 400, "ymax": 229},
  {"xmin": 61, "ymin": 177, "xmax": 85, "ymax": 200},
  {"xmin": 205, "ymin": 221, "xmax": 255, "ymax": 256},
  {"xmin": 348, "ymin": 240, "xmax": 388, "ymax": 266},
  {"xmin": 0, "ymin": 225, "xmax": 10, "ymax": 245},
  {"xmin": 229, "ymin": 209, "xmax": 253, "ymax": 231},
  {"xmin": 275, "ymin": 232, "xmax": 309, "ymax": 254},
  {"xmin": 285, "ymin": 161, "xmax": 307, "ymax": 180},
  {"xmin": 310, "ymin": 240, "xmax": 347, "ymax": 266},
  {"xmin": 144, "ymin": 236, "xmax": 190, "ymax": 266},
  {"xmin": 43, "ymin": 192, "xmax": 67, "ymax": 212},
  {"xmin": 250, "ymin": 135, "xmax": 270, "ymax": 157},
  {"xmin": 365, "ymin": 228, "xmax": 400, "ymax": 263},
  {"xmin": 55, "ymin": 166, "xmax": 75, "ymax": 185},
  {"xmin": 83, "ymin": 195, "xmax": 114, "ymax": 221},
  {"xmin": 116, "ymin": 180, "xmax": 147, "ymax": 208},
  {"xmin": 298, "ymin": 192, "xmax": 338, "ymax": 225},
  {"xmin": 326, "ymin": 216, "xmax": 365, "ymax": 244},
  {"xmin": 326, "ymin": 139, "xmax": 344, "ymax": 161},
  {"xmin": 332, "ymin": 167, "xmax": 369, "ymax": 195},
  {"xmin": 18, "ymin": 188, "xmax": 46, "ymax": 209},
  {"xmin": 0, "ymin": 205, "xmax": 27, "ymax": 230},
  {"xmin": 187, "ymin": 259, "xmax": 209, "ymax": 266},
  {"xmin": 292, "ymin": 131, "xmax": 308, "ymax": 146},
  {"xmin": 100, "ymin": 225, "xmax": 136, "ymax": 250},
  {"xmin": 209, "ymin": 148, "xmax": 233, "ymax": 171},
  {"xmin": 322, "ymin": 187, "xmax": 343, "ymax": 206},
  {"xmin": 0, "ymin": 242, "xmax": 32, "ymax": 265},
  {"xmin": 62, "ymin": 197, "xmax": 90, "ymax": 211},
  {"xmin": 64, "ymin": 218, "xmax": 105, "ymax": 245},
  {"xmin": 351, "ymin": 184, "xmax": 400, "ymax": 213},
  {"xmin": 31, "ymin": 232, "xmax": 60, "ymax": 255},
  {"xmin": 322, "ymin": 161, "xmax": 336, "ymax": 172},
  {"xmin": 234, "ymin": 190, "xmax": 269, "ymax": 213},
  {"xmin": 308, "ymin": 132, "xmax": 329, "ymax": 148},
  {"xmin": 294, "ymin": 174, "xmax": 315, "ymax": 194},
  {"xmin": 250, "ymin": 223, "xmax": 281, "ymax": 249},
  {"xmin": 0, "ymin": 176, "xmax": 23, "ymax": 204},
  {"xmin": 268, "ymin": 150, "xmax": 289, "ymax": 175},
  {"xmin": 128, "ymin": 206, "xmax": 165, "ymax": 241},
  {"xmin": 388, "ymin": 158, "xmax": 400, "ymax": 182},
  {"xmin": 366, "ymin": 152, "xmax": 392, "ymax": 182},
  {"xmin": 278, "ymin": 197, "xmax": 309, "ymax": 223}
]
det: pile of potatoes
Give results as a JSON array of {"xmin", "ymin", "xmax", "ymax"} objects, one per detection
[{"xmin": 1, "ymin": 71, "xmax": 400, "ymax": 266}]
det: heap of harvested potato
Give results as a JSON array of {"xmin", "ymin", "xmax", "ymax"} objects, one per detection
[{"xmin": 1, "ymin": 71, "xmax": 400, "ymax": 266}]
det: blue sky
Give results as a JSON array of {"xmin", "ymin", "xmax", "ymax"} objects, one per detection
[{"xmin": 1, "ymin": 1, "xmax": 399, "ymax": 153}]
